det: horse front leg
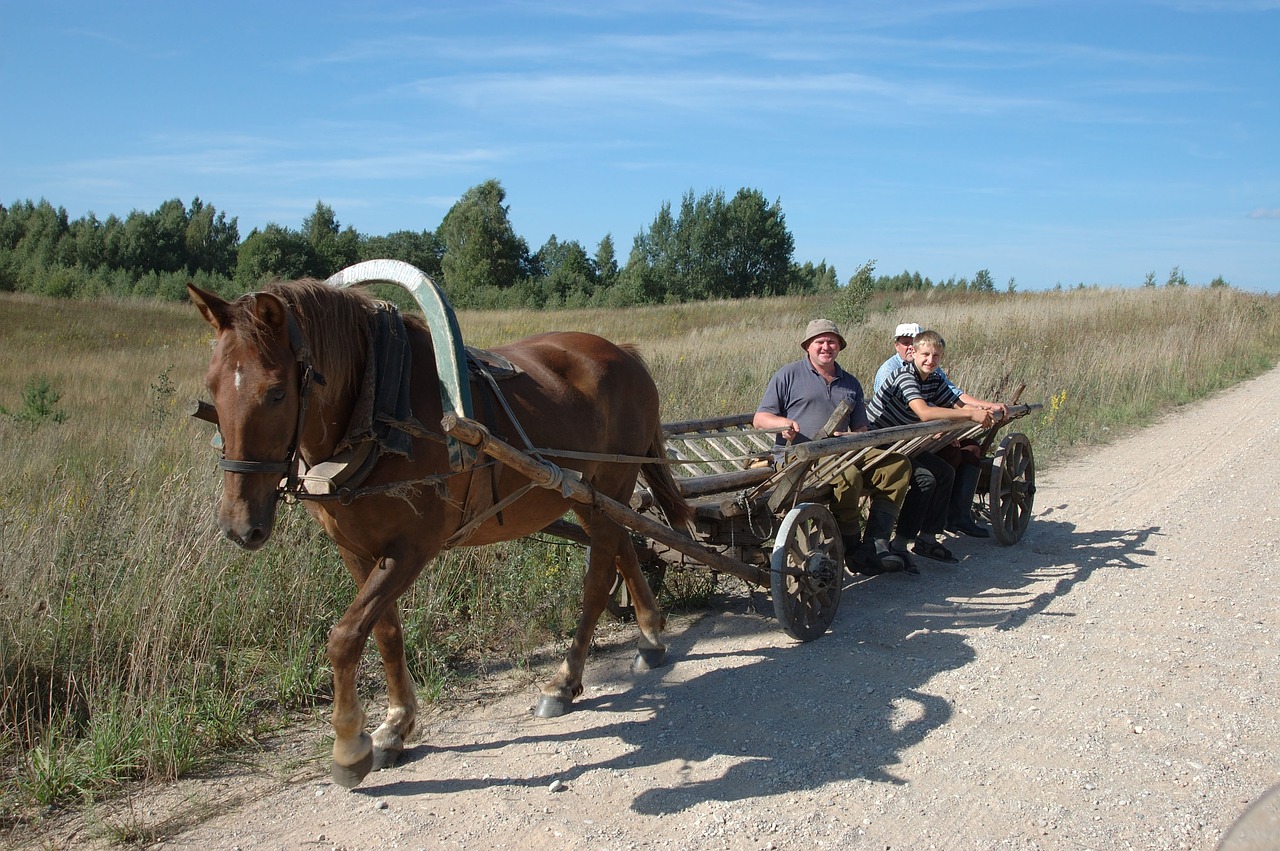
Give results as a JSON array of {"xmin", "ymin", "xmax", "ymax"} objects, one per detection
[
  {"xmin": 328, "ymin": 605, "xmax": 374, "ymax": 788},
  {"xmin": 327, "ymin": 552, "xmax": 422, "ymax": 788},
  {"xmin": 369, "ymin": 603, "xmax": 416, "ymax": 771}
]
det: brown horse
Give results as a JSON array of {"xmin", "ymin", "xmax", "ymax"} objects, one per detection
[{"xmin": 188, "ymin": 277, "xmax": 691, "ymax": 789}]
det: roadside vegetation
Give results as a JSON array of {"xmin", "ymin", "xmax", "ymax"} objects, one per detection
[{"xmin": 2, "ymin": 282, "xmax": 1278, "ymax": 840}]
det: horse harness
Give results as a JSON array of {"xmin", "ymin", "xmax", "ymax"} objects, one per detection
[
  {"xmin": 209, "ymin": 295, "xmax": 534, "ymax": 545},
  {"xmin": 214, "ymin": 297, "xmax": 325, "ymax": 497}
]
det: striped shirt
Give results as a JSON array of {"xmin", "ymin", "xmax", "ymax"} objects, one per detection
[
  {"xmin": 874, "ymin": 354, "xmax": 964, "ymax": 397},
  {"xmin": 867, "ymin": 363, "xmax": 962, "ymax": 429}
]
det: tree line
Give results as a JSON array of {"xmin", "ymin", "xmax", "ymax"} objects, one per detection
[{"xmin": 0, "ymin": 179, "xmax": 1226, "ymax": 309}]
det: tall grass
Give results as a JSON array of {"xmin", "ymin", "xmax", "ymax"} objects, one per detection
[{"xmin": 1, "ymin": 284, "xmax": 1278, "ymax": 833}]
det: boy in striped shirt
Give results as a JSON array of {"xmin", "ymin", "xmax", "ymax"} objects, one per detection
[{"xmin": 867, "ymin": 330, "xmax": 998, "ymax": 563}]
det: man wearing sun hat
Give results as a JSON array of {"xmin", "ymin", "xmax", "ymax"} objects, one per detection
[{"xmin": 753, "ymin": 319, "xmax": 915, "ymax": 575}]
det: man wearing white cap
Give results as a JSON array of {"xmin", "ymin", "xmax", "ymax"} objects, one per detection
[
  {"xmin": 873, "ymin": 323, "xmax": 924, "ymax": 395},
  {"xmin": 872, "ymin": 324, "xmax": 1009, "ymax": 541},
  {"xmin": 753, "ymin": 319, "xmax": 915, "ymax": 575}
]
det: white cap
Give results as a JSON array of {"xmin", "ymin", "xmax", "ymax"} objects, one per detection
[{"xmin": 893, "ymin": 323, "xmax": 922, "ymax": 339}]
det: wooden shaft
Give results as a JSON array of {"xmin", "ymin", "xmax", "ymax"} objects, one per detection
[
  {"xmin": 189, "ymin": 398, "xmax": 218, "ymax": 425},
  {"xmin": 442, "ymin": 413, "xmax": 769, "ymax": 586}
]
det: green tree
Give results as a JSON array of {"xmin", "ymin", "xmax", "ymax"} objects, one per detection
[
  {"xmin": 720, "ymin": 188, "xmax": 797, "ymax": 297},
  {"xmin": 235, "ymin": 224, "xmax": 310, "ymax": 289},
  {"xmin": 1143, "ymin": 271, "xmax": 1157, "ymax": 288},
  {"xmin": 436, "ymin": 180, "xmax": 530, "ymax": 305},
  {"xmin": 360, "ymin": 229, "xmax": 444, "ymax": 282},
  {"xmin": 833, "ymin": 260, "xmax": 876, "ymax": 327},
  {"xmin": 621, "ymin": 186, "xmax": 797, "ymax": 303},
  {"xmin": 534, "ymin": 234, "xmax": 597, "ymax": 307},
  {"xmin": 301, "ymin": 201, "xmax": 359, "ymax": 278},
  {"xmin": 973, "ymin": 268, "xmax": 995, "ymax": 292},
  {"xmin": 1165, "ymin": 265, "xmax": 1188, "ymax": 287},
  {"xmin": 617, "ymin": 202, "xmax": 677, "ymax": 305},
  {"xmin": 184, "ymin": 197, "xmax": 239, "ymax": 276},
  {"xmin": 794, "ymin": 261, "xmax": 839, "ymax": 294},
  {"xmin": 122, "ymin": 198, "xmax": 191, "ymax": 273},
  {"xmin": 593, "ymin": 233, "xmax": 619, "ymax": 288}
]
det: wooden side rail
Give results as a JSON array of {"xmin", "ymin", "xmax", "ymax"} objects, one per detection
[
  {"xmin": 663, "ymin": 416, "xmax": 777, "ymax": 477},
  {"xmin": 753, "ymin": 404, "xmax": 1041, "ymax": 510}
]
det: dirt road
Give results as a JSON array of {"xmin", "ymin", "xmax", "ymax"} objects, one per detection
[{"xmin": 69, "ymin": 368, "xmax": 1280, "ymax": 849}]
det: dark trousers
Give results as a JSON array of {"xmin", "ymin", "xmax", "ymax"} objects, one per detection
[{"xmin": 895, "ymin": 450, "xmax": 956, "ymax": 540}]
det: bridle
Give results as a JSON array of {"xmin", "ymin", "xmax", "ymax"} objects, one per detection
[{"xmin": 215, "ymin": 297, "xmax": 326, "ymax": 500}]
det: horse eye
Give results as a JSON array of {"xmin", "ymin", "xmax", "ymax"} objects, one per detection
[{"xmin": 269, "ymin": 388, "xmax": 287, "ymax": 404}]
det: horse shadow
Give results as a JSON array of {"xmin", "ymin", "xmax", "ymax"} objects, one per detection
[{"xmin": 365, "ymin": 515, "xmax": 1161, "ymax": 814}]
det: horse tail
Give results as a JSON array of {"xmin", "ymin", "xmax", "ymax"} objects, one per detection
[{"xmin": 640, "ymin": 423, "xmax": 693, "ymax": 530}]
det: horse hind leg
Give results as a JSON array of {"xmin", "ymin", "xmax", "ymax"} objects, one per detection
[
  {"xmin": 535, "ymin": 517, "xmax": 667, "ymax": 718},
  {"xmin": 534, "ymin": 520, "xmax": 620, "ymax": 717},
  {"xmin": 615, "ymin": 540, "xmax": 667, "ymax": 672}
]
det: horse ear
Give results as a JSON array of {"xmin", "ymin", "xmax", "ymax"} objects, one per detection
[
  {"xmin": 250, "ymin": 292, "xmax": 290, "ymax": 336},
  {"xmin": 188, "ymin": 283, "xmax": 233, "ymax": 331}
]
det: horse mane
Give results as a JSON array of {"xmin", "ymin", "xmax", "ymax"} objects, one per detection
[{"xmin": 238, "ymin": 278, "xmax": 381, "ymax": 403}]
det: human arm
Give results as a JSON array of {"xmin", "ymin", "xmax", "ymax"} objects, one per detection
[
  {"xmin": 908, "ymin": 397, "xmax": 994, "ymax": 429},
  {"xmin": 937, "ymin": 366, "xmax": 1007, "ymax": 419},
  {"xmin": 753, "ymin": 410, "xmax": 801, "ymax": 443},
  {"xmin": 958, "ymin": 392, "xmax": 1009, "ymax": 420}
]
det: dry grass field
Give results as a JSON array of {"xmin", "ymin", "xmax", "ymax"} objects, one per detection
[{"xmin": 1, "ymin": 282, "xmax": 1277, "ymax": 835}]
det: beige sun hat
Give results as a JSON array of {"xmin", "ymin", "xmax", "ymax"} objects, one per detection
[{"xmin": 801, "ymin": 318, "xmax": 846, "ymax": 350}]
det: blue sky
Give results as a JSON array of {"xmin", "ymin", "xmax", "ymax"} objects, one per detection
[{"xmin": 3, "ymin": 1, "xmax": 1277, "ymax": 291}]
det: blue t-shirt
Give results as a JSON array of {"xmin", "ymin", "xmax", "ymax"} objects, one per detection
[{"xmin": 758, "ymin": 358, "xmax": 870, "ymax": 447}]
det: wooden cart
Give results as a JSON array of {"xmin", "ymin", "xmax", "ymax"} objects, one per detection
[{"xmin": 444, "ymin": 401, "xmax": 1040, "ymax": 644}]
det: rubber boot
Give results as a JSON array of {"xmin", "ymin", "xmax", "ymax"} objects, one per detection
[
  {"xmin": 853, "ymin": 505, "xmax": 907, "ymax": 574},
  {"xmin": 947, "ymin": 463, "xmax": 990, "ymax": 538},
  {"xmin": 842, "ymin": 535, "xmax": 874, "ymax": 575}
]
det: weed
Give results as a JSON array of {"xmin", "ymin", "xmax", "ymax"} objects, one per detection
[{"xmin": 1, "ymin": 376, "xmax": 68, "ymax": 426}]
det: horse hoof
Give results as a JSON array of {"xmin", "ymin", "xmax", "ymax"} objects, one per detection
[
  {"xmin": 331, "ymin": 749, "xmax": 374, "ymax": 789},
  {"xmin": 534, "ymin": 694, "xmax": 573, "ymax": 718},
  {"xmin": 632, "ymin": 646, "xmax": 667, "ymax": 672},
  {"xmin": 371, "ymin": 745, "xmax": 403, "ymax": 772}
]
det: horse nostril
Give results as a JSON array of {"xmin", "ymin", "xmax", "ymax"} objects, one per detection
[{"xmin": 224, "ymin": 523, "xmax": 270, "ymax": 550}]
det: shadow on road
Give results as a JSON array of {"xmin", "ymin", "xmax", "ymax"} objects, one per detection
[{"xmin": 367, "ymin": 517, "xmax": 1161, "ymax": 815}]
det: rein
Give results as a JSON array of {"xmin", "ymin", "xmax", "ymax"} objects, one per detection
[{"xmin": 215, "ymin": 298, "xmax": 326, "ymax": 499}]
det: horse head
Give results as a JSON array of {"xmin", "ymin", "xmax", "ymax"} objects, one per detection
[{"xmin": 189, "ymin": 284, "xmax": 312, "ymax": 550}]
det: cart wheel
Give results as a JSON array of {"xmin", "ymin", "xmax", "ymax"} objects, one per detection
[
  {"xmin": 770, "ymin": 503, "xmax": 843, "ymax": 641},
  {"xmin": 989, "ymin": 433, "xmax": 1036, "ymax": 546}
]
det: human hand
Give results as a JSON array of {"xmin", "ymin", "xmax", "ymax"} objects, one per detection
[{"xmin": 970, "ymin": 408, "xmax": 994, "ymax": 428}]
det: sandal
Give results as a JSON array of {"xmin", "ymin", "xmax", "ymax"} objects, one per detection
[{"xmin": 910, "ymin": 539, "xmax": 958, "ymax": 564}]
